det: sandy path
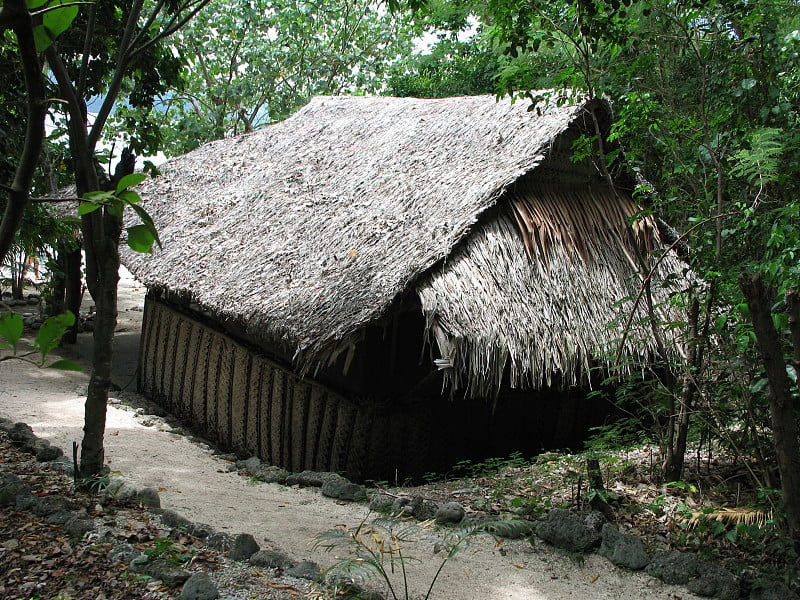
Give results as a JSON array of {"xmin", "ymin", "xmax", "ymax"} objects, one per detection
[{"xmin": 0, "ymin": 269, "xmax": 700, "ymax": 600}]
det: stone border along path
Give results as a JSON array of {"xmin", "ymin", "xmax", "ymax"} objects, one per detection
[{"xmin": 2, "ymin": 269, "xmax": 787, "ymax": 600}]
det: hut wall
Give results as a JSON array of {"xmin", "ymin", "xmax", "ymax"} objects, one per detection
[{"xmin": 138, "ymin": 295, "xmax": 439, "ymax": 481}]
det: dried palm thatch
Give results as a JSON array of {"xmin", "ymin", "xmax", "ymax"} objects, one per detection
[
  {"xmin": 684, "ymin": 507, "xmax": 773, "ymax": 529},
  {"xmin": 122, "ymin": 93, "xmax": 692, "ymax": 396},
  {"xmin": 417, "ymin": 177, "xmax": 691, "ymax": 397}
]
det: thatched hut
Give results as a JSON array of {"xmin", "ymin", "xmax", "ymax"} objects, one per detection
[{"xmin": 122, "ymin": 94, "xmax": 691, "ymax": 480}]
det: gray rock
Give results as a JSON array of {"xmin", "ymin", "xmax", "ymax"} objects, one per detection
[
  {"xmin": 414, "ymin": 499, "xmax": 439, "ymax": 521},
  {"xmin": 645, "ymin": 551, "xmax": 699, "ymax": 585},
  {"xmin": 391, "ymin": 495, "xmax": 412, "ymax": 515},
  {"xmin": 599, "ymin": 523, "xmax": 649, "ymax": 570},
  {"xmin": 28, "ymin": 494, "xmax": 69, "ymax": 516},
  {"xmin": 48, "ymin": 456, "xmax": 75, "ymax": 476},
  {"xmin": 321, "ymin": 478, "xmax": 367, "ymax": 501},
  {"xmin": 253, "ymin": 465, "xmax": 289, "ymax": 484},
  {"xmin": 397, "ymin": 495, "xmax": 423, "ymax": 517},
  {"xmin": 236, "ymin": 456, "xmax": 262, "ymax": 472},
  {"xmin": 8, "ymin": 422, "xmax": 36, "ymax": 450},
  {"xmin": 435, "ymin": 502, "xmax": 465, "ymax": 524},
  {"xmin": 64, "ymin": 516, "xmax": 96, "ymax": 538},
  {"xmin": 133, "ymin": 558, "xmax": 191, "ymax": 587},
  {"xmin": 483, "ymin": 519, "xmax": 536, "ymax": 540},
  {"xmin": 181, "ymin": 572, "xmax": 219, "ymax": 600},
  {"xmin": 584, "ymin": 511, "xmax": 608, "ymax": 532},
  {"xmin": 286, "ymin": 560, "xmax": 322, "ymax": 581},
  {"xmin": 369, "ymin": 493, "xmax": 395, "ymax": 513},
  {"xmin": 535, "ymin": 509, "xmax": 601, "ymax": 552},
  {"xmin": 462, "ymin": 512, "xmax": 495, "ymax": 528},
  {"xmin": 188, "ymin": 522, "xmax": 215, "ymax": 539},
  {"xmin": 748, "ymin": 580, "xmax": 800, "ymax": 600},
  {"xmin": 229, "ymin": 533, "xmax": 260, "ymax": 561},
  {"xmin": 0, "ymin": 473, "xmax": 30, "ymax": 505},
  {"xmin": 136, "ymin": 487, "xmax": 161, "ymax": 509},
  {"xmin": 285, "ymin": 470, "xmax": 341, "ymax": 487},
  {"xmin": 160, "ymin": 509, "xmax": 194, "ymax": 531},
  {"xmin": 108, "ymin": 543, "xmax": 142, "ymax": 564},
  {"xmin": 250, "ymin": 549, "xmax": 293, "ymax": 568},
  {"xmin": 34, "ymin": 439, "xmax": 63, "ymax": 462},
  {"xmin": 45, "ymin": 510, "xmax": 77, "ymax": 525},
  {"xmin": 206, "ymin": 532, "xmax": 234, "ymax": 552},
  {"xmin": 105, "ymin": 476, "xmax": 138, "ymax": 501},
  {"xmin": 687, "ymin": 564, "xmax": 740, "ymax": 599}
]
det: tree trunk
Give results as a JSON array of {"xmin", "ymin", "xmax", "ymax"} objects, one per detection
[
  {"xmin": 79, "ymin": 209, "xmax": 121, "ymax": 478},
  {"xmin": 739, "ymin": 273, "xmax": 800, "ymax": 542},
  {"xmin": 62, "ymin": 247, "xmax": 83, "ymax": 344},
  {"xmin": 48, "ymin": 247, "xmax": 67, "ymax": 317},
  {"xmin": 662, "ymin": 298, "xmax": 700, "ymax": 482}
]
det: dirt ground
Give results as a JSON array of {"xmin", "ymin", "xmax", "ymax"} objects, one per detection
[{"xmin": 0, "ymin": 267, "xmax": 703, "ymax": 600}]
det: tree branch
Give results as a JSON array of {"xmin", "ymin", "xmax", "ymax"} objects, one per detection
[
  {"xmin": 87, "ymin": 0, "xmax": 144, "ymax": 150},
  {"xmin": 0, "ymin": 0, "xmax": 47, "ymax": 266}
]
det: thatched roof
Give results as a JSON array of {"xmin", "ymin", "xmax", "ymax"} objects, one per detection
[{"xmin": 122, "ymin": 93, "xmax": 691, "ymax": 394}]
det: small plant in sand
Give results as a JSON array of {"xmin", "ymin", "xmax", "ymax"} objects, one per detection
[{"xmin": 311, "ymin": 511, "xmax": 527, "ymax": 600}]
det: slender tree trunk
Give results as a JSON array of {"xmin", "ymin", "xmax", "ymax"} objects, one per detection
[
  {"xmin": 739, "ymin": 273, "xmax": 800, "ymax": 542},
  {"xmin": 62, "ymin": 247, "xmax": 82, "ymax": 343},
  {"xmin": 79, "ymin": 210, "xmax": 121, "ymax": 477},
  {"xmin": 0, "ymin": 0, "xmax": 46, "ymax": 266},
  {"xmin": 48, "ymin": 247, "xmax": 67, "ymax": 317},
  {"xmin": 662, "ymin": 298, "xmax": 700, "ymax": 482}
]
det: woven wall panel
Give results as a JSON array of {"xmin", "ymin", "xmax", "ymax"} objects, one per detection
[
  {"xmin": 175, "ymin": 319, "xmax": 198, "ymax": 419},
  {"xmin": 256, "ymin": 359, "xmax": 274, "ymax": 461},
  {"xmin": 151, "ymin": 305, "xmax": 169, "ymax": 406},
  {"xmin": 304, "ymin": 387, "xmax": 327, "ymax": 471},
  {"xmin": 345, "ymin": 408, "xmax": 372, "ymax": 481},
  {"xmin": 230, "ymin": 345, "xmax": 251, "ymax": 453},
  {"xmin": 314, "ymin": 395, "xmax": 339, "ymax": 471},
  {"xmin": 329, "ymin": 401, "xmax": 357, "ymax": 473},
  {"xmin": 269, "ymin": 368, "xmax": 286, "ymax": 466},
  {"xmin": 204, "ymin": 330, "xmax": 224, "ymax": 441},
  {"xmin": 138, "ymin": 297, "xmax": 435, "ymax": 481},
  {"xmin": 215, "ymin": 337, "xmax": 234, "ymax": 448},
  {"xmin": 140, "ymin": 300, "xmax": 163, "ymax": 400},
  {"xmin": 246, "ymin": 355, "xmax": 264, "ymax": 458},
  {"xmin": 289, "ymin": 383, "xmax": 311, "ymax": 471},
  {"xmin": 137, "ymin": 300, "xmax": 155, "ymax": 394},
  {"xmin": 160, "ymin": 309, "xmax": 181, "ymax": 412},
  {"xmin": 190, "ymin": 326, "xmax": 210, "ymax": 434}
]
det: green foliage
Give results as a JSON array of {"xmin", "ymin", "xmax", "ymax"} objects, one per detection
[
  {"xmin": 79, "ymin": 174, "xmax": 161, "ymax": 254},
  {"xmin": 28, "ymin": 0, "xmax": 80, "ymax": 52},
  {"xmin": 387, "ymin": 36, "xmax": 501, "ymax": 98},
  {"xmin": 449, "ymin": 451, "xmax": 530, "ymax": 479},
  {"xmin": 143, "ymin": 537, "xmax": 194, "ymax": 566},
  {"xmin": 0, "ymin": 309, "xmax": 80, "ymax": 370},
  {"xmin": 119, "ymin": 0, "xmax": 419, "ymax": 156}
]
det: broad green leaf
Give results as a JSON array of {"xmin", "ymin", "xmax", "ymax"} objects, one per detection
[
  {"xmin": 106, "ymin": 202, "xmax": 124, "ymax": 218},
  {"xmin": 78, "ymin": 201, "xmax": 102, "ymax": 215},
  {"xmin": 82, "ymin": 190, "xmax": 114, "ymax": 202},
  {"xmin": 129, "ymin": 204, "xmax": 162, "ymax": 249},
  {"xmin": 32, "ymin": 1, "xmax": 80, "ymax": 52},
  {"xmin": 117, "ymin": 190, "xmax": 142, "ymax": 204},
  {"xmin": 0, "ymin": 312, "xmax": 24, "ymax": 353},
  {"xmin": 116, "ymin": 173, "xmax": 147, "ymax": 193},
  {"xmin": 127, "ymin": 224, "xmax": 156, "ymax": 253},
  {"xmin": 46, "ymin": 359, "xmax": 82, "ymax": 371},
  {"xmin": 32, "ymin": 311, "xmax": 75, "ymax": 362}
]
